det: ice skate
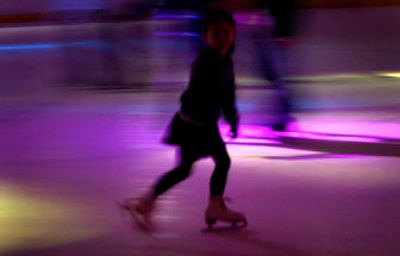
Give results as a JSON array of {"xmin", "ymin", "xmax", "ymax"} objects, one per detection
[
  {"xmin": 119, "ymin": 193, "xmax": 155, "ymax": 232},
  {"xmin": 204, "ymin": 196, "xmax": 247, "ymax": 228}
]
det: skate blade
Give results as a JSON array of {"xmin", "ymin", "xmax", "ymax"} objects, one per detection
[
  {"xmin": 202, "ymin": 219, "xmax": 247, "ymax": 233},
  {"xmin": 117, "ymin": 201, "xmax": 155, "ymax": 233}
]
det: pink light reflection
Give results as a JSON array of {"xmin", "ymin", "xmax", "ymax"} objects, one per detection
[
  {"xmin": 298, "ymin": 120, "xmax": 400, "ymax": 143},
  {"xmin": 220, "ymin": 124, "xmax": 282, "ymax": 145},
  {"xmin": 223, "ymin": 120, "xmax": 400, "ymax": 144}
]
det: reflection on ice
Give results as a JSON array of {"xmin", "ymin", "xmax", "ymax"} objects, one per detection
[{"xmin": 0, "ymin": 182, "xmax": 106, "ymax": 254}]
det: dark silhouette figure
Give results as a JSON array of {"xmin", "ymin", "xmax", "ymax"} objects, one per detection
[
  {"xmin": 120, "ymin": 9, "xmax": 246, "ymax": 231},
  {"xmin": 254, "ymin": 0, "xmax": 299, "ymax": 131}
]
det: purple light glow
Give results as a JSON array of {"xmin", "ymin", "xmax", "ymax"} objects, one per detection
[
  {"xmin": 298, "ymin": 120, "xmax": 400, "ymax": 142},
  {"xmin": 154, "ymin": 14, "xmax": 200, "ymax": 20},
  {"xmin": 220, "ymin": 124, "xmax": 282, "ymax": 145},
  {"xmin": 233, "ymin": 12, "xmax": 274, "ymax": 26},
  {"xmin": 227, "ymin": 121, "xmax": 400, "ymax": 144},
  {"xmin": 153, "ymin": 32, "xmax": 199, "ymax": 38},
  {"xmin": 219, "ymin": 121, "xmax": 400, "ymax": 158}
]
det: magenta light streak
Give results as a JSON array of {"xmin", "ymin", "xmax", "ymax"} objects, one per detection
[
  {"xmin": 299, "ymin": 120, "xmax": 400, "ymax": 142},
  {"xmin": 220, "ymin": 120, "xmax": 400, "ymax": 147},
  {"xmin": 220, "ymin": 124, "xmax": 281, "ymax": 145}
]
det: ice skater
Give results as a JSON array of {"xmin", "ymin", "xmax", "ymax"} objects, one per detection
[
  {"xmin": 254, "ymin": 0, "xmax": 299, "ymax": 131},
  {"xmin": 120, "ymin": 9, "xmax": 246, "ymax": 231}
]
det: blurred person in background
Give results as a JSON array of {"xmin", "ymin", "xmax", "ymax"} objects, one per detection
[
  {"xmin": 96, "ymin": 0, "xmax": 156, "ymax": 89},
  {"xmin": 254, "ymin": 0, "xmax": 299, "ymax": 131},
  {"xmin": 48, "ymin": 0, "xmax": 110, "ymax": 88}
]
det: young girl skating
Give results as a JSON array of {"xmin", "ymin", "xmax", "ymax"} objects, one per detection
[{"xmin": 121, "ymin": 9, "xmax": 247, "ymax": 231}]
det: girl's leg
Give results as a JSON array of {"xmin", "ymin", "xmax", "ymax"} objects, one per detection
[
  {"xmin": 123, "ymin": 146, "xmax": 201, "ymax": 231},
  {"xmin": 206, "ymin": 142, "xmax": 247, "ymax": 225},
  {"xmin": 209, "ymin": 144, "xmax": 231, "ymax": 196},
  {"xmin": 152, "ymin": 146, "xmax": 201, "ymax": 196}
]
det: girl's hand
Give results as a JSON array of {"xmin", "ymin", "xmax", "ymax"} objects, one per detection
[{"xmin": 229, "ymin": 126, "xmax": 238, "ymax": 139}]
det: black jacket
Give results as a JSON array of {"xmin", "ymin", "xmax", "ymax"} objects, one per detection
[{"xmin": 180, "ymin": 47, "xmax": 238, "ymax": 129}]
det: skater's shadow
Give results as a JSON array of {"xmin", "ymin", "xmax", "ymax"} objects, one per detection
[{"xmin": 230, "ymin": 130, "xmax": 400, "ymax": 157}]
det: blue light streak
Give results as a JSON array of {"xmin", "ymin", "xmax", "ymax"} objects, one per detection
[
  {"xmin": 0, "ymin": 40, "xmax": 113, "ymax": 53},
  {"xmin": 0, "ymin": 43, "xmax": 61, "ymax": 51}
]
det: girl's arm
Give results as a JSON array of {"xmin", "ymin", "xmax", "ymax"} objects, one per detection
[{"xmin": 222, "ymin": 75, "xmax": 239, "ymax": 137}]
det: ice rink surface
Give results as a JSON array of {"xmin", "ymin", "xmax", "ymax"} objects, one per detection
[{"xmin": 1, "ymin": 7, "xmax": 400, "ymax": 256}]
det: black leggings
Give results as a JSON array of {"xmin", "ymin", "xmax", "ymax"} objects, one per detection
[{"xmin": 153, "ymin": 143, "xmax": 231, "ymax": 197}]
